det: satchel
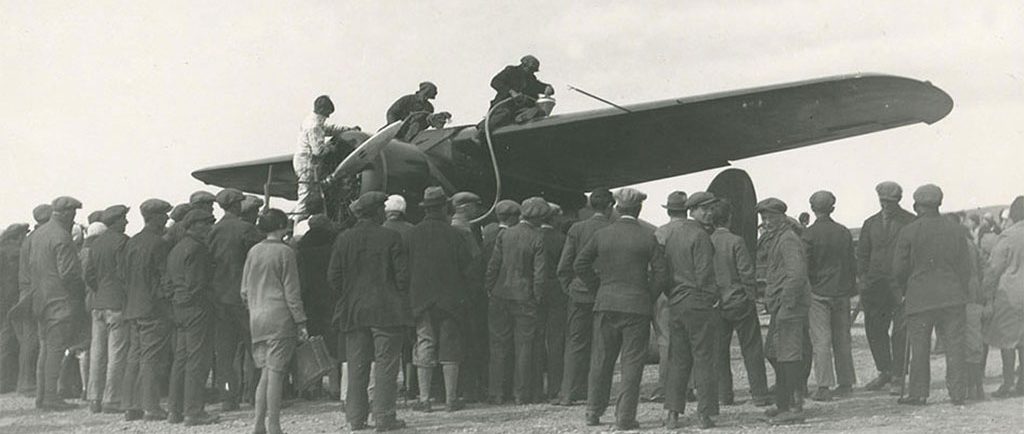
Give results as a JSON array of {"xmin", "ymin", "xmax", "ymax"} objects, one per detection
[{"xmin": 293, "ymin": 336, "xmax": 336, "ymax": 392}]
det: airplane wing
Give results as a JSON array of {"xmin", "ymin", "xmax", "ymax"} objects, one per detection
[
  {"xmin": 192, "ymin": 73, "xmax": 952, "ymax": 200},
  {"xmin": 490, "ymin": 73, "xmax": 952, "ymax": 191}
]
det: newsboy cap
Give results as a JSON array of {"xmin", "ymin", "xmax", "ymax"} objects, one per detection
[
  {"xmin": 614, "ymin": 188, "xmax": 647, "ymax": 208},
  {"xmin": 140, "ymin": 199, "xmax": 173, "ymax": 216},
  {"xmin": 589, "ymin": 188, "xmax": 614, "ymax": 207},
  {"xmin": 349, "ymin": 191, "xmax": 388, "ymax": 215},
  {"xmin": 240, "ymin": 196, "xmax": 264, "ymax": 214},
  {"xmin": 520, "ymin": 197, "xmax": 550, "ymax": 219},
  {"xmin": 809, "ymin": 190, "xmax": 836, "ymax": 213},
  {"xmin": 169, "ymin": 203, "xmax": 193, "ymax": 222},
  {"xmin": 451, "ymin": 191, "xmax": 482, "ymax": 207},
  {"xmin": 913, "ymin": 184, "xmax": 943, "ymax": 206},
  {"xmin": 215, "ymin": 189, "xmax": 246, "ymax": 208},
  {"xmin": 1, "ymin": 224, "xmax": 29, "ymax": 241},
  {"xmin": 662, "ymin": 191, "xmax": 688, "ymax": 211},
  {"xmin": 755, "ymin": 198, "xmax": 788, "ymax": 214},
  {"xmin": 385, "ymin": 195, "xmax": 407, "ymax": 213},
  {"xmin": 87, "ymin": 211, "xmax": 104, "ymax": 224},
  {"xmin": 51, "ymin": 196, "xmax": 83, "ymax": 213},
  {"xmin": 495, "ymin": 200, "xmax": 521, "ymax": 216},
  {"xmin": 181, "ymin": 209, "xmax": 215, "ymax": 229},
  {"xmin": 875, "ymin": 181, "xmax": 903, "ymax": 201},
  {"xmin": 32, "ymin": 204, "xmax": 53, "ymax": 223},
  {"xmin": 101, "ymin": 205, "xmax": 130, "ymax": 225},
  {"xmin": 189, "ymin": 191, "xmax": 216, "ymax": 205},
  {"xmin": 419, "ymin": 186, "xmax": 448, "ymax": 208},
  {"xmin": 685, "ymin": 191, "xmax": 718, "ymax": 210}
]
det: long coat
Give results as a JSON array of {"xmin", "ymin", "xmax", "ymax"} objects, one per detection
[
  {"xmin": 757, "ymin": 225, "xmax": 811, "ymax": 321},
  {"xmin": 28, "ymin": 220, "xmax": 85, "ymax": 322},
  {"xmin": 982, "ymin": 220, "xmax": 1024, "ymax": 348}
]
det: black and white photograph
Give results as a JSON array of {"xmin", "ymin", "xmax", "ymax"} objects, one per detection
[{"xmin": 1, "ymin": 1, "xmax": 1022, "ymax": 432}]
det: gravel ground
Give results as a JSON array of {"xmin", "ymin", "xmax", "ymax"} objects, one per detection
[{"xmin": 2, "ymin": 319, "xmax": 1022, "ymax": 434}]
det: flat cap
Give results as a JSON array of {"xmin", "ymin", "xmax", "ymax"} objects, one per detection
[
  {"xmin": 419, "ymin": 186, "xmax": 448, "ymax": 208},
  {"xmin": 101, "ymin": 205, "xmax": 130, "ymax": 225},
  {"xmin": 52, "ymin": 196, "xmax": 83, "ymax": 213},
  {"xmin": 181, "ymin": 209, "xmax": 216, "ymax": 229},
  {"xmin": 614, "ymin": 188, "xmax": 647, "ymax": 208},
  {"xmin": 451, "ymin": 191, "xmax": 481, "ymax": 207},
  {"xmin": 140, "ymin": 199, "xmax": 173, "ymax": 216},
  {"xmin": 589, "ymin": 188, "xmax": 614, "ymax": 206},
  {"xmin": 809, "ymin": 190, "xmax": 836, "ymax": 212},
  {"xmin": 86, "ymin": 222, "xmax": 108, "ymax": 239},
  {"xmin": 32, "ymin": 204, "xmax": 53, "ymax": 223},
  {"xmin": 495, "ymin": 200, "xmax": 521, "ymax": 216},
  {"xmin": 308, "ymin": 214, "xmax": 332, "ymax": 231},
  {"xmin": 547, "ymin": 202, "xmax": 562, "ymax": 217},
  {"xmin": 419, "ymin": 81, "xmax": 437, "ymax": 92},
  {"xmin": 1, "ymin": 223, "xmax": 29, "ymax": 240},
  {"xmin": 875, "ymin": 181, "xmax": 902, "ymax": 201},
  {"xmin": 215, "ymin": 188, "xmax": 246, "ymax": 208},
  {"xmin": 913, "ymin": 184, "xmax": 943, "ymax": 206},
  {"xmin": 87, "ymin": 211, "xmax": 104, "ymax": 224},
  {"xmin": 240, "ymin": 196, "xmax": 264, "ymax": 214},
  {"xmin": 349, "ymin": 191, "xmax": 388, "ymax": 215},
  {"xmin": 385, "ymin": 195, "xmax": 407, "ymax": 213},
  {"xmin": 169, "ymin": 203, "xmax": 193, "ymax": 221},
  {"xmin": 685, "ymin": 191, "xmax": 718, "ymax": 210},
  {"xmin": 755, "ymin": 197, "xmax": 788, "ymax": 214},
  {"xmin": 662, "ymin": 191, "xmax": 688, "ymax": 211},
  {"xmin": 189, "ymin": 190, "xmax": 216, "ymax": 205},
  {"xmin": 520, "ymin": 197, "xmax": 550, "ymax": 219}
]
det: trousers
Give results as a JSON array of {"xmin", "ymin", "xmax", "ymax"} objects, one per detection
[
  {"xmin": 558, "ymin": 301, "xmax": 593, "ymax": 402},
  {"xmin": 716, "ymin": 302, "xmax": 769, "ymax": 401},
  {"xmin": 906, "ymin": 305, "xmax": 966, "ymax": 400},
  {"xmin": 488, "ymin": 298, "xmax": 538, "ymax": 402},
  {"xmin": 88, "ymin": 308, "xmax": 128, "ymax": 405},
  {"xmin": 809, "ymin": 296, "xmax": 856, "ymax": 388},
  {"xmin": 122, "ymin": 315, "xmax": 172, "ymax": 412},
  {"xmin": 536, "ymin": 291, "xmax": 566, "ymax": 399},
  {"xmin": 168, "ymin": 303, "xmax": 214, "ymax": 417},
  {"xmin": 587, "ymin": 311, "xmax": 649, "ymax": 424},
  {"xmin": 665, "ymin": 306, "xmax": 719, "ymax": 416},
  {"xmin": 36, "ymin": 317, "xmax": 72, "ymax": 404},
  {"xmin": 345, "ymin": 326, "xmax": 402, "ymax": 425},
  {"xmin": 214, "ymin": 303, "xmax": 253, "ymax": 406},
  {"xmin": 16, "ymin": 318, "xmax": 38, "ymax": 394},
  {"xmin": 862, "ymin": 285, "xmax": 907, "ymax": 376},
  {"xmin": 0, "ymin": 315, "xmax": 18, "ymax": 392}
]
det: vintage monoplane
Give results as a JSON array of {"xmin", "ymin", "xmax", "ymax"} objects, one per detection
[{"xmin": 191, "ymin": 73, "xmax": 953, "ymax": 248}]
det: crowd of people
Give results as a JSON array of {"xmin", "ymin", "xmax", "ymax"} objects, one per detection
[{"xmin": 1, "ymin": 179, "xmax": 1022, "ymax": 433}]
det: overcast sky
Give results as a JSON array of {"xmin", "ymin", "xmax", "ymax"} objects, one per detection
[{"xmin": 2, "ymin": 0, "xmax": 1022, "ymax": 231}]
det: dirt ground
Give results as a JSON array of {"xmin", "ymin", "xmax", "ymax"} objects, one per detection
[{"xmin": 2, "ymin": 319, "xmax": 1022, "ymax": 434}]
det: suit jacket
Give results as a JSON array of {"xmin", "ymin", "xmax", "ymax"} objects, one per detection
[
  {"xmin": 123, "ymin": 226, "xmax": 171, "ymax": 320},
  {"xmin": 208, "ymin": 213, "xmax": 264, "ymax": 306},
  {"xmin": 574, "ymin": 217, "xmax": 668, "ymax": 316},
  {"xmin": 802, "ymin": 216, "xmax": 857, "ymax": 298},
  {"xmin": 485, "ymin": 221, "xmax": 546, "ymax": 303},
  {"xmin": 328, "ymin": 219, "xmax": 410, "ymax": 331},
  {"xmin": 406, "ymin": 215, "xmax": 473, "ymax": 317},
  {"xmin": 710, "ymin": 227, "xmax": 756, "ymax": 312},
  {"xmin": 541, "ymin": 225, "xmax": 567, "ymax": 301},
  {"xmin": 893, "ymin": 212, "xmax": 972, "ymax": 315},
  {"xmin": 165, "ymin": 234, "xmax": 214, "ymax": 307},
  {"xmin": 661, "ymin": 218, "xmax": 717, "ymax": 309},
  {"xmin": 86, "ymin": 230, "xmax": 129, "ymax": 310},
  {"xmin": 557, "ymin": 213, "xmax": 610, "ymax": 304},
  {"xmin": 29, "ymin": 220, "xmax": 85, "ymax": 321},
  {"xmin": 857, "ymin": 207, "xmax": 915, "ymax": 290}
]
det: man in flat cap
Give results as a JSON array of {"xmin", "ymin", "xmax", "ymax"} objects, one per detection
[
  {"xmin": 857, "ymin": 181, "xmax": 915, "ymax": 394},
  {"xmin": 756, "ymin": 198, "xmax": 811, "ymax": 425},
  {"xmin": 488, "ymin": 55, "xmax": 555, "ymax": 128},
  {"xmin": 120, "ymin": 199, "xmax": 174, "ymax": 421},
  {"xmin": 189, "ymin": 191, "xmax": 216, "ymax": 214},
  {"xmin": 708, "ymin": 199, "xmax": 770, "ymax": 408},
  {"xmin": 208, "ymin": 188, "xmax": 264, "ymax": 411},
  {"xmin": 10, "ymin": 204, "xmax": 52, "ymax": 396},
  {"xmin": 405, "ymin": 187, "xmax": 473, "ymax": 412},
  {"xmin": 295, "ymin": 214, "xmax": 342, "ymax": 399},
  {"xmin": 554, "ymin": 189, "xmax": 612, "ymax": 406},
  {"xmin": 383, "ymin": 195, "xmax": 414, "ymax": 236},
  {"xmin": 240, "ymin": 196, "xmax": 264, "ymax": 225},
  {"xmin": 329, "ymin": 191, "xmax": 410, "ymax": 431},
  {"xmin": 893, "ymin": 184, "xmax": 971, "ymax": 406},
  {"xmin": 387, "ymin": 82, "xmax": 451, "ymax": 141},
  {"xmin": 84, "ymin": 204, "xmax": 131, "ymax": 413},
  {"xmin": 575, "ymin": 188, "xmax": 668, "ymax": 430},
  {"xmin": 485, "ymin": 196, "xmax": 548, "ymax": 405},
  {"xmin": 164, "ymin": 203, "xmax": 194, "ymax": 247},
  {"xmin": 451, "ymin": 191, "xmax": 488, "ymax": 402},
  {"xmin": 536, "ymin": 201, "xmax": 567, "ymax": 402},
  {"xmin": 30, "ymin": 196, "xmax": 84, "ymax": 410},
  {"xmin": 648, "ymin": 191, "xmax": 687, "ymax": 405},
  {"xmin": 0, "ymin": 223, "xmax": 29, "ymax": 393},
  {"xmin": 661, "ymin": 191, "xmax": 720, "ymax": 429},
  {"xmin": 801, "ymin": 191, "xmax": 857, "ymax": 402},
  {"xmin": 165, "ymin": 209, "xmax": 219, "ymax": 425}
]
